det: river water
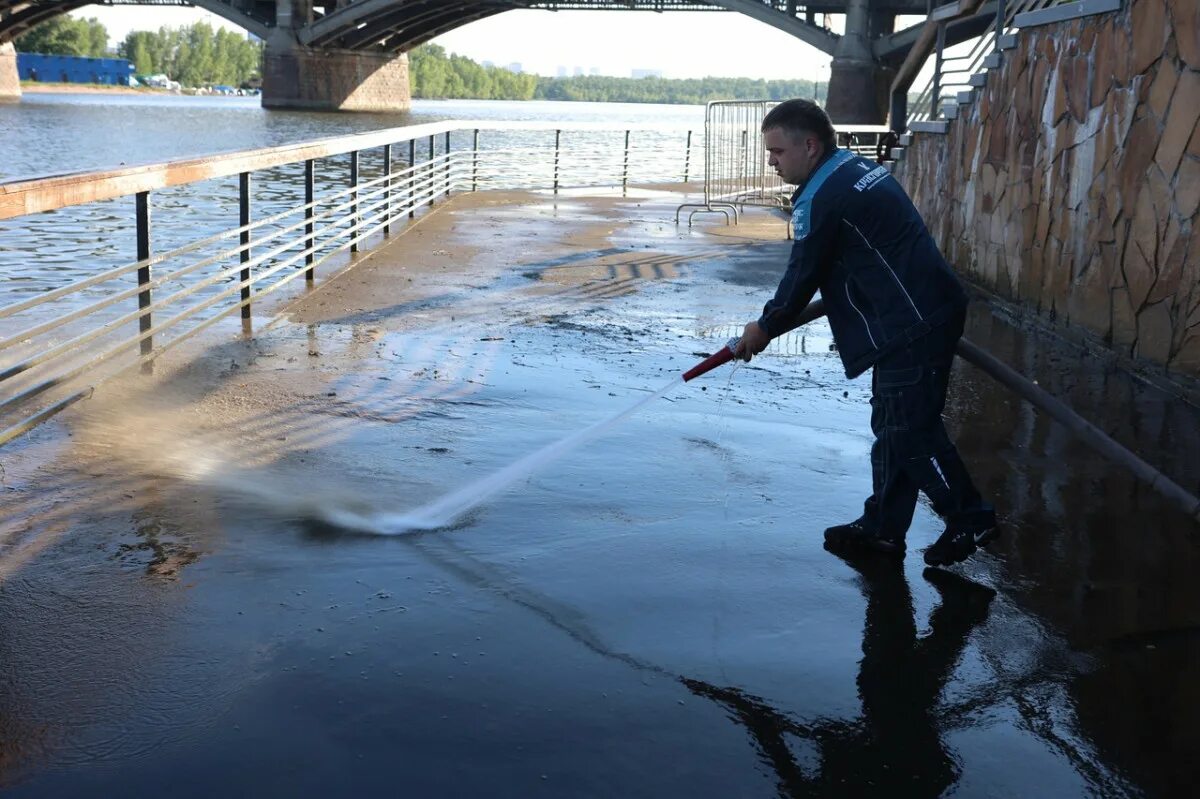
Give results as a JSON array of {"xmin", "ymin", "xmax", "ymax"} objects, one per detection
[
  {"xmin": 0, "ymin": 96, "xmax": 705, "ymax": 313},
  {"xmin": 0, "ymin": 93, "xmax": 711, "ymax": 379},
  {"xmin": 0, "ymin": 94, "xmax": 705, "ymax": 181}
]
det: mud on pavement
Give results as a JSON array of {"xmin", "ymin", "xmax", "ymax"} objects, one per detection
[{"xmin": 2, "ymin": 187, "xmax": 1198, "ymax": 798}]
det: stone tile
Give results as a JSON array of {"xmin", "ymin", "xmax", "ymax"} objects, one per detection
[
  {"xmin": 1045, "ymin": 237, "xmax": 1072, "ymax": 304},
  {"xmin": 1052, "ymin": 62, "xmax": 1071, "ymax": 125},
  {"xmin": 1136, "ymin": 300, "xmax": 1175, "ymax": 363},
  {"xmin": 1187, "ymin": 281, "xmax": 1200, "ymax": 328},
  {"xmin": 1118, "ymin": 114, "xmax": 1162, "ymax": 203},
  {"xmin": 1155, "ymin": 69, "xmax": 1200, "ymax": 178},
  {"xmin": 1149, "ymin": 216, "xmax": 1188, "ymax": 304},
  {"xmin": 1133, "ymin": 173, "xmax": 1164, "ymax": 250},
  {"xmin": 986, "ymin": 116, "xmax": 1008, "ymax": 163},
  {"xmin": 1146, "ymin": 58, "xmax": 1179, "ymax": 121},
  {"xmin": 1106, "ymin": 182, "xmax": 1125, "ymax": 227},
  {"xmin": 964, "ymin": 123, "xmax": 981, "ymax": 170},
  {"xmin": 1054, "ymin": 116, "xmax": 1080, "ymax": 164},
  {"xmin": 1013, "ymin": 63, "xmax": 1034, "ymax": 124},
  {"xmin": 1170, "ymin": 332, "xmax": 1200, "ymax": 374},
  {"xmin": 1040, "ymin": 31, "xmax": 1058, "ymax": 63},
  {"xmin": 1138, "ymin": 70, "xmax": 1155, "ymax": 103},
  {"xmin": 1066, "ymin": 54, "xmax": 1091, "ymax": 123},
  {"xmin": 1032, "ymin": 56, "xmax": 1054, "ymax": 119},
  {"xmin": 1113, "ymin": 20, "xmax": 1133, "ymax": 87},
  {"xmin": 1070, "ymin": 253, "xmax": 1116, "ymax": 337},
  {"xmin": 1035, "ymin": 194, "xmax": 1053, "ymax": 248},
  {"xmin": 989, "ymin": 200, "xmax": 1006, "ymax": 244},
  {"xmin": 1188, "ymin": 125, "xmax": 1200, "ymax": 158},
  {"xmin": 1126, "ymin": 188, "xmax": 1159, "ymax": 309},
  {"xmin": 1147, "ymin": 160, "xmax": 1175, "ymax": 220},
  {"xmin": 1132, "ymin": 0, "xmax": 1169, "ymax": 76},
  {"xmin": 1091, "ymin": 20, "xmax": 1117, "ymax": 99},
  {"xmin": 1096, "ymin": 94, "xmax": 1119, "ymax": 173},
  {"xmin": 1167, "ymin": 0, "xmax": 1200, "ymax": 70},
  {"xmin": 1112, "ymin": 83, "xmax": 1140, "ymax": 145},
  {"xmin": 1112, "ymin": 287, "xmax": 1139, "ymax": 352},
  {"xmin": 1177, "ymin": 157, "xmax": 1200, "ymax": 219}
]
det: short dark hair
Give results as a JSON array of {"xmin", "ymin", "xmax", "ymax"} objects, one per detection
[{"xmin": 761, "ymin": 99, "xmax": 837, "ymax": 152}]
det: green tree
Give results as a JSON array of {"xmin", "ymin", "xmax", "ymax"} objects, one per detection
[
  {"xmin": 116, "ymin": 23, "xmax": 261, "ymax": 86},
  {"xmin": 530, "ymin": 74, "xmax": 821, "ymax": 105},
  {"xmin": 120, "ymin": 31, "xmax": 156, "ymax": 74},
  {"xmin": 15, "ymin": 16, "xmax": 109, "ymax": 57},
  {"xmin": 408, "ymin": 44, "xmax": 535, "ymax": 101}
]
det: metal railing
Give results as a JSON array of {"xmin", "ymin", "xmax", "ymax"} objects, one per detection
[
  {"xmin": 0, "ymin": 122, "xmax": 700, "ymax": 446},
  {"xmin": 677, "ymin": 100, "xmax": 894, "ymax": 226},
  {"xmin": 909, "ymin": 0, "xmax": 1114, "ymax": 123}
]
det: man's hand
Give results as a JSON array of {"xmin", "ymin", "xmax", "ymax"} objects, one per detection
[{"xmin": 735, "ymin": 321, "xmax": 771, "ymax": 362}]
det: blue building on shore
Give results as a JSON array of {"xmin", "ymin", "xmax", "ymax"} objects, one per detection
[{"xmin": 17, "ymin": 52, "xmax": 136, "ymax": 86}]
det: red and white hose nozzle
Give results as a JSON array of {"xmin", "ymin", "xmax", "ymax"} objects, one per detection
[{"xmin": 682, "ymin": 337, "xmax": 741, "ymax": 382}]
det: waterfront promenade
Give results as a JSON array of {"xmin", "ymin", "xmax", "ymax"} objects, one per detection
[{"xmin": 2, "ymin": 184, "xmax": 1199, "ymax": 796}]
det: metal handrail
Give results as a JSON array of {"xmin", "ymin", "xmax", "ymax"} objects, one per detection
[
  {"xmin": 910, "ymin": 0, "xmax": 1081, "ymax": 123},
  {"xmin": 0, "ymin": 125, "xmax": 700, "ymax": 445},
  {"xmin": 0, "ymin": 161, "xmax": 469, "ymax": 422},
  {"xmin": 0, "ymin": 152, "xmax": 451, "ymax": 328}
]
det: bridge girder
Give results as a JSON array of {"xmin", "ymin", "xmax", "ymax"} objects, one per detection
[
  {"xmin": 301, "ymin": 0, "xmax": 846, "ymax": 56},
  {"xmin": 1, "ymin": 0, "xmax": 970, "ymax": 57},
  {"xmin": 0, "ymin": 1, "xmax": 95, "ymax": 42},
  {"xmin": 0, "ymin": 0, "xmax": 271, "ymax": 43},
  {"xmin": 874, "ymin": 0, "xmax": 997, "ymax": 62}
]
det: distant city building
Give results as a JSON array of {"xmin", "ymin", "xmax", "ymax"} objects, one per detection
[
  {"xmin": 556, "ymin": 66, "xmax": 568, "ymax": 77},
  {"xmin": 573, "ymin": 66, "xmax": 585, "ymax": 76},
  {"xmin": 17, "ymin": 52, "xmax": 135, "ymax": 86},
  {"xmin": 631, "ymin": 68, "xmax": 663, "ymax": 79},
  {"xmin": 505, "ymin": 62, "xmax": 523, "ymax": 73},
  {"xmin": 589, "ymin": 67, "xmax": 601, "ymax": 76},
  {"xmin": 482, "ymin": 60, "xmax": 495, "ymax": 68}
]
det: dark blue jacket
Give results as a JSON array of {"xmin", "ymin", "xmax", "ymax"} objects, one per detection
[{"xmin": 757, "ymin": 148, "xmax": 967, "ymax": 378}]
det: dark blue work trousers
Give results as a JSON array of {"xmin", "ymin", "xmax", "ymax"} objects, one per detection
[{"xmin": 862, "ymin": 310, "xmax": 993, "ymax": 542}]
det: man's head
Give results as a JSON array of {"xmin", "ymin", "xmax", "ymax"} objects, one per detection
[{"xmin": 761, "ymin": 99, "xmax": 837, "ymax": 185}]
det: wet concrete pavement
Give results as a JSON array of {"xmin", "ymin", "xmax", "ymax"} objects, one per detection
[{"xmin": 2, "ymin": 187, "xmax": 1199, "ymax": 797}]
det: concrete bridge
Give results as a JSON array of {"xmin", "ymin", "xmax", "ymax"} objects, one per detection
[{"xmin": 0, "ymin": 0, "xmax": 994, "ymax": 117}]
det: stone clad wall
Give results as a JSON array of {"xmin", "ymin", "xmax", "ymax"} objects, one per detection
[{"xmin": 896, "ymin": 0, "xmax": 1200, "ymax": 378}]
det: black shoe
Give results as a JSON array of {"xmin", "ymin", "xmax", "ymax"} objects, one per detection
[
  {"xmin": 973, "ymin": 525, "xmax": 1000, "ymax": 549},
  {"xmin": 923, "ymin": 524, "xmax": 979, "ymax": 567},
  {"xmin": 959, "ymin": 506, "xmax": 1000, "ymax": 549},
  {"xmin": 823, "ymin": 518, "xmax": 905, "ymax": 556}
]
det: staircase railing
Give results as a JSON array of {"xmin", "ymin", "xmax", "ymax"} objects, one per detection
[{"xmin": 906, "ymin": 0, "xmax": 1118, "ymax": 125}]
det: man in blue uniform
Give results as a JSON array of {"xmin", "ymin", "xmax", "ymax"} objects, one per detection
[{"xmin": 735, "ymin": 98, "xmax": 996, "ymax": 567}]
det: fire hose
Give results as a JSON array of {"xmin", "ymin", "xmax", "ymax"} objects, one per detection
[{"xmin": 679, "ymin": 299, "xmax": 1200, "ymax": 524}]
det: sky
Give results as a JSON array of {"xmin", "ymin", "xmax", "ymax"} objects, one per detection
[{"xmin": 72, "ymin": 6, "xmax": 843, "ymax": 81}]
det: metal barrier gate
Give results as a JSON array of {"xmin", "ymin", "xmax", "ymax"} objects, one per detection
[
  {"xmin": 676, "ymin": 100, "xmax": 892, "ymax": 226},
  {"xmin": 676, "ymin": 101, "xmax": 783, "ymax": 225}
]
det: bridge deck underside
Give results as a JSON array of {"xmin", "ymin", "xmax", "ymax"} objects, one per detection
[{"xmin": 3, "ymin": 0, "xmax": 963, "ymax": 59}]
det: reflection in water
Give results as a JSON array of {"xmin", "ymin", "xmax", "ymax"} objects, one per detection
[{"xmin": 686, "ymin": 552, "xmax": 994, "ymax": 798}]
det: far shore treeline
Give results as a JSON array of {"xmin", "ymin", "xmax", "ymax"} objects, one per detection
[
  {"xmin": 411, "ymin": 44, "xmax": 826, "ymax": 104},
  {"xmin": 16, "ymin": 18, "xmax": 828, "ymax": 104}
]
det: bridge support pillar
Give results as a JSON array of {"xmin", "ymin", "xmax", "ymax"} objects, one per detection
[
  {"xmin": 262, "ymin": 32, "xmax": 410, "ymax": 112},
  {"xmin": 825, "ymin": 0, "xmax": 891, "ymax": 124},
  {"xmin": 0, "ymin": 42, "xmax": 20, "ymax": 102}
]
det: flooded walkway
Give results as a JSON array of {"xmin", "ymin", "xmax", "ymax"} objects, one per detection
[{"xmin": 2, "ymin": 187, "xmax": 1198, "ymax": 797}]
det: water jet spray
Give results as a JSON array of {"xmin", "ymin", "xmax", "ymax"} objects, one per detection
[{"xmin": 370, "ymin": 338, "xmax": 746, "ymax": 534}]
